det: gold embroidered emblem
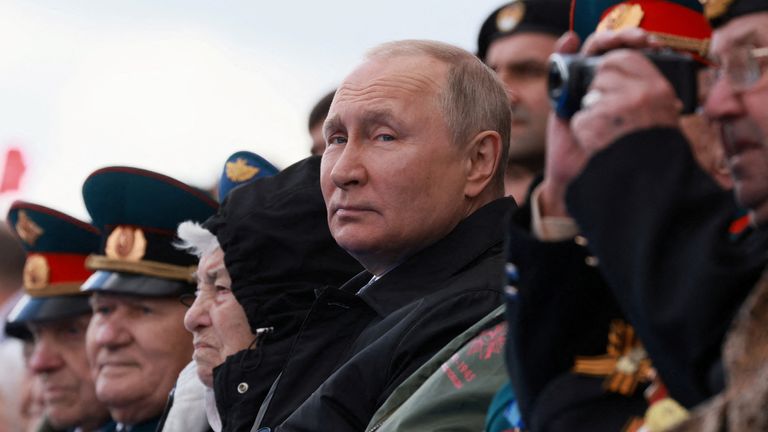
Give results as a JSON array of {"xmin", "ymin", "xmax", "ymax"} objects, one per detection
[
  {"xmin": 105, "ymin": 226, "xmax": 147, "ymax": 262},
  {"xmin": 226, "ymin": 158, "xmax": 261, "ymax": 182},
  {"xmin": 699, "ymin": 0, "xmax": 735, "ymax": 20},
  {"xmin": 496, "ymin": 1, "xmax": 526, "ymax": 33},
  {"xmin": 23, "ymin": 254, "xmax": 50, "ymax": 291},
  {"xmin": 15, "ymin": 210, "xmax": 44, "ymax": 246},
  {"xmin": 573, "ymin": 320, "xmax": 654, "ymax": 395},
  {"xmin": 597, "ymin": 4, "xmax": 645, "ymax": 32}
]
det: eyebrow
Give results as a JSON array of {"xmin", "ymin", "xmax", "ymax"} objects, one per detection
[
  {"xmin": 323, "ymin": 114, "xmax": 343, "ymax": 139},
  {"xmin": 360, "ymin": 109, "xmax": 399, "ymax": 132},
  {"xmin": 323, "ymin": 108, "xmax": 402, "ymax": 140},
  {"xmin": 713, "ymin": 30, "xmax": 761, "ymax": 60}
]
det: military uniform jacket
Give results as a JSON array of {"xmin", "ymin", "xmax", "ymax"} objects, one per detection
[
  {"xmin": 250, "ymin": 198, "xmax": 511, "ymax": 432},
  {"xmin": 505, "ymin": 192, "xmax": 645, "ymax": 431},
  {"xmin": 565, "ymin": 128, "xmax": 768, "ymax": 407}
]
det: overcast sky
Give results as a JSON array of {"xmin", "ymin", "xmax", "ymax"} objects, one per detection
[{"xmin": 0, "ymin": 0, "xmax": 506, "ymax": 220}]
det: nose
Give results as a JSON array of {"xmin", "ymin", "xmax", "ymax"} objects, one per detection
[
  {"xmin": 703, "ymin": 77, "xmax": 744, "ymax": 123},
  {"xmin": 327, "ymin": 139, "xmax": 367, "ymax": 190},
  {"xmin": 184, "ymin": 296, "xmax": 212, "ymax": 333},
  {"xmin": 495, "ymin": 72, "xmax": 521, "ymax": 106},
  {"xmin": 90, "ymin": 315, "xmax": 132, "ymax": 350},
  {"xmin": 28, "ymin": 336, "xmax": 64, "ymax": 375}
]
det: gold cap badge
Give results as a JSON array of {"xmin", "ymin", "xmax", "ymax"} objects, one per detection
[
  {"xmin": 226, "ymin": 158, "xmax": 261, "ymax": 183},
  {"xmin": 105, "ymin": 226, "xmax": 147, "ymax": 262},
  {"xmin": 496, "ymin": 1, "xmax": 526, "ymax": 33},
  {"xmin": 16, "ymin": 210, "xmax": 44, "ymax": 246},
  {"xmin": 597, "ymin": 4, "xmax": 645, "ymax": 32},
  {"xmin": 23, "ymin": 254, "xmax": 50, "ymax": 291},
  {"xmin": 699, "ymin": 0, "xmax": 735, "ymax": 20}
]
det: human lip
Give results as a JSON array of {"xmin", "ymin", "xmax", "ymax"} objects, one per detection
[
  {"xmin": 97, "ymin": 358, "xmax": 139, "ymax": 375},
  {"xmin": 42, "ymin": 385, "xmax": 74, "ymax": 401},
  {"xmin": 721, "ymin": 120, "xmax": 764, "ymax": 158},
  {"xmin": 331, "ymin": 203, "xmax": 375, "ymax": 217},
  {"xmin": 194, "ymin": 341, "xmax": 216, "ymax": 351}
]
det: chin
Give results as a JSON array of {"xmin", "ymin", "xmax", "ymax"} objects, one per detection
[
  {"xmin": 95, "ymin": 377, "xmax": 139, "ymax": 406},
  {"xmin": 197, "ymin": 370, "xmax": 214, "ymax": 388},
  {"xmin": 48, "ymin": 410, "xmax": 80, "ymax": 430}
]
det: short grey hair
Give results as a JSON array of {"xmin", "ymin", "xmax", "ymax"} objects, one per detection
[
  {"xmin": 176, "ymin": 221, "xmax": 219, "ymax": 258},
  {"xmin": 366, "ymin": 40, "xmax": 511, "ymax": 191}
]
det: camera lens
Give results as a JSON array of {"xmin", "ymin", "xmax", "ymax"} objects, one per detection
[{"xmin": 547, "ymin": 53, "xmax": 569, "ymax": 102}]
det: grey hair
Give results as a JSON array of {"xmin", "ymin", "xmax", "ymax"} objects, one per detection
[
  {"xmin": 366, "ymin": 40, "xmax": 511, "ymax": 192},
  {"xmin": 175, "ymin": 221, "xmax": 220, "ymax": 258}
]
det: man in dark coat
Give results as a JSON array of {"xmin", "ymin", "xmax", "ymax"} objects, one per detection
[
  {"xmin": 534, "ymin": 0, "xmax": 768, "ymax": 417},
  {"xmin": 241, "ymin": 40, "xmax": 514, "ymax": 432},
  {"xmin": 503, "ymin": 2, "xmax": 737, "ymax": 430}
]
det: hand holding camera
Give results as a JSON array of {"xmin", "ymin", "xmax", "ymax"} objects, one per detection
[{"xmin": 538, "ymin": 29, "xmax": 690, "ymax": 218}]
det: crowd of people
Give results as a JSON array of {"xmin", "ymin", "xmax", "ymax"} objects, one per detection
[{"xmin": 0, "ymin": 0, "xmax": 767, "ymax": 431}]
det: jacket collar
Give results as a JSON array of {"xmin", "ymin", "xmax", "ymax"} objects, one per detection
[{"xmin": 341, "ymin": 197, "xmax": 514, "ymax": 317}]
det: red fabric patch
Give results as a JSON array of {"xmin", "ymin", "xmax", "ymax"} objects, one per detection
[
  {"xmin": 38, "ymin": 253, "xmax": 94, "ymax": 284},
  {"xmin": 0, "ymin": 148, "xmax": 26, "ymax": 193},
  {"xmin": 729, "ymin": 214, "xmax": 751, "ymax": 236}
]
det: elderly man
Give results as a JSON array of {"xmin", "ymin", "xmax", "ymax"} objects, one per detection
[
  {"xmin": 0, "ymin": 221, "xmax": 26, "ymax": 430},
  {"xmin": 243, "ymin": 40, "xmax": 513, "ymax": 432},
  {"xmin": 477, "ymin": 0, "xmax": 570, "ymax": 202},
  {"xmin": 501, "ymin": 2, "xmax": 742, "ymax": 430},
  {"xmin": 81, "ymin": 167, "xmax": 217, "ymax": 432},
  {"xmin": 4, "ymin": 202, "xmax": 112, "ymax": 432},
  {"xmin": 533, "ymin": 0, "xmax": 768, "ymax": 426}
]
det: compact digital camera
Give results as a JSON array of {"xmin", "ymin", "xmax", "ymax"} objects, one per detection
[{"xmin": 548, "ymin": 50, "xmax": 700, "ymax": 119}]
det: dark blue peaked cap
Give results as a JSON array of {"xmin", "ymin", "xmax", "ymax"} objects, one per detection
[
  {"xmin": 217, "ymin": 151, "xmax": 279, "ymax": 203},
  {"xmin": 5, "ymin": 201, "xmax": 100, "ymax": 340},
  {"xmin": 81, "ymin": 166, "xmax": 217, "ymax": 297}
]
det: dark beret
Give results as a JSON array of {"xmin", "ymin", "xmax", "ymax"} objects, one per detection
[{"xmin": 477, "ymin": 0, "xmax": 571, "ymax": 61}]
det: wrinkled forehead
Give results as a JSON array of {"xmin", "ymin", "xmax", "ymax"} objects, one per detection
[
  {"xmin": 90, "ymin": 291, "xmax": 174, "ymax": 306},
  {"xmin": 333, "ymin": 55, "xmax": 448, "ymax": 106},
  {"xmin": 29, "ymin": 313, "xmax": 91, "ymax": 334},
  {"xmin": 710, "ymin": 13, "xmax": 768, "ymax": 57},
  {"xmin": 198, "ymin": 246, "xmax": 226, "ymax": 272}
]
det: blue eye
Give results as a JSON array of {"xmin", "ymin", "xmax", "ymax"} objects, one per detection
[
  {"xmin": 328, "ymin": 136, "xmax": 348, "ymax": 145},
  {"xmin": 377, "ymin": 134, "xmax": 395, "ymax": 142}
]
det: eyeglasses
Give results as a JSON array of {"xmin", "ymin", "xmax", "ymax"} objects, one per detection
[{"xmin": 705, "ymin": 45, "xmax": 768, "ymax": 93}]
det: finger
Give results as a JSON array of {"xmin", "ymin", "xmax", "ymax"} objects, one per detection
[
  {"xmin": 554, "ymin": 31, "xmax": 581, "ymax": 54},
  {"xmin": 580, "ymin": 28, "xmax": 653, "ymax": 56},
  {"xmin": 595, "ymin": 49, "xmax": 663, "ymax": 82}
]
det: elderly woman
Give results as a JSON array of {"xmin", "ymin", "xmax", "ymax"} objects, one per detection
[{"xmin": 172, "ymin": 155, "xmax": 362, "ymax": 431}]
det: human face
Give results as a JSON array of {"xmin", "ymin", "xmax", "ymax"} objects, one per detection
[
  {"xmin": 704, "ymin": 13, "xmax": 768, "ymax": 224},
  {"xmin": 679, "ymin": 113, "xmax": 732, "ymax": 190},
  {"xmin": 28, "ymin": 315, "xmax": 109, "ymax": 431},
  {"xmin": 322, "ymin": 55, "xmax": 472, "ymax": 274},
  {"xmin": 485, "ymin": 32, "xmax": 557, "ymax": 165},
  {"xmin": 184, "ymin": 247, "xmax": 252, "ymax": 388},
  {"xmin": 86, "ymin": 292, "xmax": 192, "ymax": 424}
]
